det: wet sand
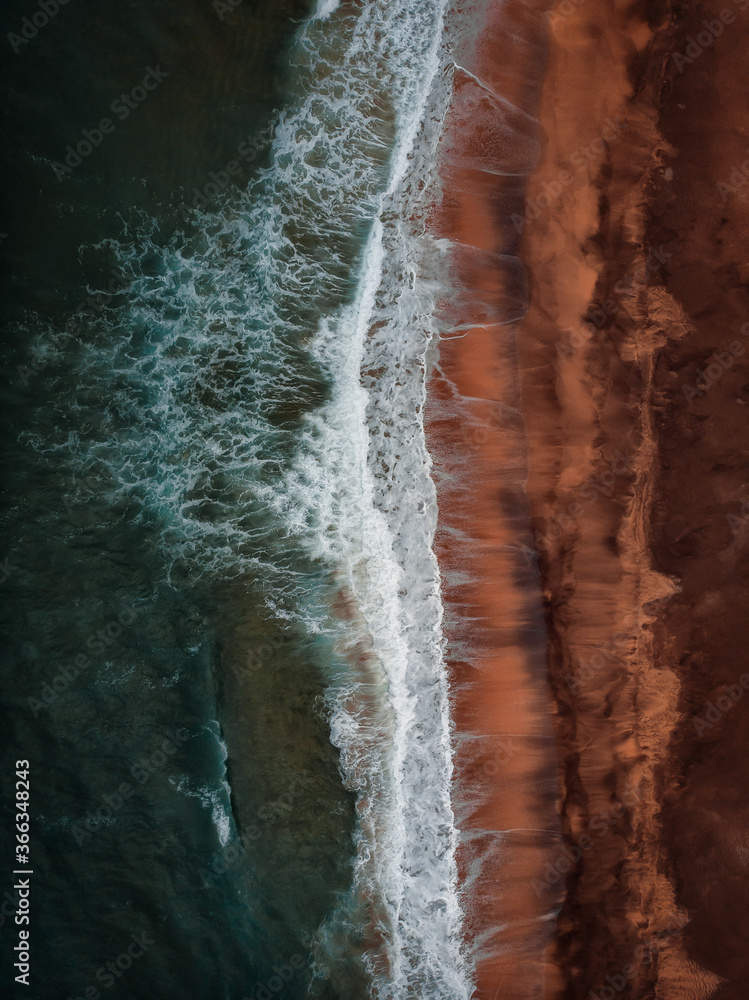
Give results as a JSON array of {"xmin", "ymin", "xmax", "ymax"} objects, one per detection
[
  {"xmin": 428, "ymin": 2, "xmax": 565, "ymax": 997},
  {"xmin": 429, "ymin": 0, "xmax": 749, "ymax": 996}
]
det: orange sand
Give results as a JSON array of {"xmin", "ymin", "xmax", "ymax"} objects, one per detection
[
  {"xmin": 428, "ymin": 0, "xmax": 749, "ymax": 994},
  {"xmin": 427, "ymin": 2, "xmax": 564, "ymax": 997}
]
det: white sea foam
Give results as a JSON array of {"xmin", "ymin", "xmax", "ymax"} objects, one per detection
[
  {"xmin": 170, "ymin": 774, "xmax": 234, "ymax": 848},
  {"xmin": 274, "ymin": 5, "xmax": 473, "ymax": 998},
  {"xmin": 19, "ymin": 1, "xmax": 474, "ymax": 995},
  {"xmin": 312, "ymin": 0, "xmax": 340, "ymax": 19}
]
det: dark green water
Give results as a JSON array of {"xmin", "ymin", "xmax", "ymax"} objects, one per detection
[
  {"xmin": 1, "ymin": 0, "xmax": 482, "ymax": 996},
  {"xmin": 0, "ymin": 3, "xmax": 362, "ymax": 998}
]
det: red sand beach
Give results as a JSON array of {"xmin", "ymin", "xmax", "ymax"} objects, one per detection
[
  {"xmin": 428, "ymin": 0, "xmax": 749, "ymax": 996},
  {"xmin": 428, "ymin": 2, "xmax": 564, "ymax": 997}
]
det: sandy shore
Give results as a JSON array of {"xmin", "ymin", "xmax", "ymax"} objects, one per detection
[
  {"xmin": 429, "ymin": 0, "xmax": 749, "ymax": 996},
  {"xmin": 428, "ymin": 2, "xmax": 564, "ymax": 997}
]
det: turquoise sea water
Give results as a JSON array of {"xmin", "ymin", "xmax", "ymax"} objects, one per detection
[{"xmin": 1, "ymin": 1, "xmax": 475, "ymax": 997}]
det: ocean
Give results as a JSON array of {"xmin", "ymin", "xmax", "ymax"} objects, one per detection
[{"xmin": 0, "ymin": 0, "xmax": 481, "ymax": 998}]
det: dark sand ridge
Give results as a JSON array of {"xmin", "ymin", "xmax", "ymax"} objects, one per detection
[
  {"xmin": 648, "ymin": 0, "xmax": 749, "ymax": 995},
  {"xmin": 513, "ymin": 1, "xmax": 692, "ymax": 995}
]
